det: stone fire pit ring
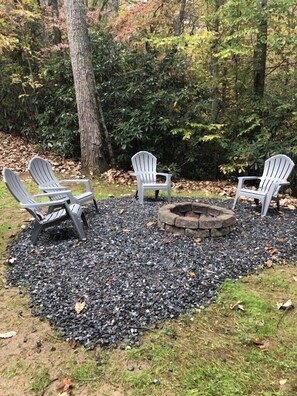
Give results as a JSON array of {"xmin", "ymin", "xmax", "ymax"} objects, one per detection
[{"xmin": 158, "ymin": 202, "xmax": 235, "ymax": 238}]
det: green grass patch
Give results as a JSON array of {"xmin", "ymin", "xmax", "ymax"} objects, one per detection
[{"xmin": 30, "ymin": 368, "xmax": 50, "ymax": 394}]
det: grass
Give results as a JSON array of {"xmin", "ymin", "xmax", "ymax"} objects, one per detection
[{"xmin": 0, "ymin": 176, "xmax": 297, "ymax": 395}]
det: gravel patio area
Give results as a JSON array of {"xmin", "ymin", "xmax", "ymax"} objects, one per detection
[{"xmin": 6, "ymin": 197, "xmax": 297, "ymax": 349}]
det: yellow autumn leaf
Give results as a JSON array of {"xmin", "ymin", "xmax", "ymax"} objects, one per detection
[{"xmin": 75, "ymin": 301, "xmax": 86, "ymax": 314}]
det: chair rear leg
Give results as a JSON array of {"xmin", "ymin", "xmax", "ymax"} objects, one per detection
[
  {"xmin": 82, "ymin": 212, "xmax": 88, "ymax": 228},
  {"xmin": 93, "ymin": 199, "xmax": 99, "ymax": 214},
  {"xmin": 155, "ymin": 190, "xmax": 160, "ymax": 200},
  {"xmin": 31, "ymin": 222, "xmax": 43, "ymax": 245}
]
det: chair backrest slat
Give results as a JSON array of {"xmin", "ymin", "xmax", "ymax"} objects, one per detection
[
  {"xmin": 28, "ymin": 157, "xmax": 66, "ymax": 200},
  {"xmin": 259, "ymin": 154, "xmax": 294, "ymax": 193},
  {"xmin": 131, "ymin": 151, "xmax": 157, "ymax": 183}
]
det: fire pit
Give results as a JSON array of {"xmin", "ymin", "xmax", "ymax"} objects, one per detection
[{"xmin": 158, "ymin": 202, "xmax": 235, "ymax": 238}]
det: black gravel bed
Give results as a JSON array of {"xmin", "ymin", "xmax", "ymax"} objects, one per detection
[{"xmin": 6, "ymin": 197, "xmax": 297, "ymax": 349}]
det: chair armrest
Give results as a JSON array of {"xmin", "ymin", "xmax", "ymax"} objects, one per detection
[
  {"xmin": 33, "ymin": 190, "xmax": 72, "ymax": 199},
  {"xmin": 60, "ymin": 179, "xmax": 92, "ymax": 191},
  {"xmin": 38, "ymin": 185, "xmax": 67, "ymax": 191},
  {"xmin": 156, "ymin": 172, "xmax": 172, "ymax": 182},
  {"xmin": 21, "ymin": 198, "xmax": 68, "ymax": 209},
  {"xmin": 236, "ymin": 176, "xmax": 260, "ymax": 190}
]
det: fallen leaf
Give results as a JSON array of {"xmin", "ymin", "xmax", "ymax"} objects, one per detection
[
  {"xmin": 194, "ymin": 238, "xmax": 203, "ymax": 244},
  {"xmin": 266, "ymin": 259, "xmax": 273, "ymax": 268},
  {"xmin": 293, "ymin": 276, "xmax": 297, "ymax": 282},
  {"xmin": 230, "ymin": 301, "xmax": 245, "ymax": 311},
  {"xmin": 255, "ymin": 319, "xmax": 265, "ymax": 327},
  {"xmin": 8, "ymin": 257, "xmax": 16, "ymax": 264},
  {"xmin": 279, "ymin": 379, "xmax": 288, "ymax": 386},
  {"xmin": 0, "ymin": 331, "xmax": 17, "ymax": 339},
  {"xmin": 250, "ymin": 337, "xmax": 270, "ymax": 351},
  {"xmin": 146, "ymin": 221, "xmax": 156, "ymax": 228},
  {"xmin": 187, "ymin": 271, "xmax": 196, "ymax": 278},
  {"xmin": 163, "ymin": 239, "xmax": 171, "ymax": 244},
  {"xmin": 122, "ymin": 228, "xmax": 130, "ymax": 233},
  {"xmin": 276, "ymin": 237, "xmax": 285, "ymax": 244},
  {"xmin": 57, "ymin": 377, "xmax": 74, "ymax": 393},
  {"xmin": 277, "ymin": 299, "xmax": 294, "ymax": 310},
  {"xmin": 68, "ymin": 339, "xmax": 77, "ymax": 349},
  {"xmin": 265, "ymin": 246, "xmax": 278, "ymax": 255},
  {"xmin": 75, "ymin": 301, "xmax": 86, "ymax": 314}
]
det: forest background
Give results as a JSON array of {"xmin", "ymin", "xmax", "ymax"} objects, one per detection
[{"xmin": 1, "ymin": 0, "xmax": 297, "ymax": 192}]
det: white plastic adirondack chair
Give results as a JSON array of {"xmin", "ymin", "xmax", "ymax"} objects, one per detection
[
  {"xmin": 232, "ymin": 154, "xmax": 295, "ymax": 217},
  {"xmin": 3, "ymin": 168, "xmax": 88, "ymax": 244},
  {"xmin": 28, "ymin": 156, "xmax": 98, "ymax": 213},
  {"xmin": 131, "ymin": 151, "xmax": 172, "ymax": 204}
]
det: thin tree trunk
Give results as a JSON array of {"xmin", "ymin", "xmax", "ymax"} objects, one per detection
[
  {"xmin": 253, "ymin": 0, "xmax": 268, "ymax": 98},
  {"xmin": 49, "ymin": 0, "xmax": 62, "ymax": 45},
  {"xmin": 64, "ymin": 0, "xmax": 108, "ymax": 175},
  {"xmin": 175, "ymin": 0, "xmax": 187, "ymax": 36},
  {"xmin": 98, "ymin": 100, "xmax": 115, "ymax": 166},
  {"xmin": 210, "ymin": 0, "xmax": 222, "ymax": 123}
]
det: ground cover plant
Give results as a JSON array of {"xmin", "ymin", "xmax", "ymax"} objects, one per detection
[{"xmin": 1, "ymin": 169, "xmax": 297, "ymax": 395}]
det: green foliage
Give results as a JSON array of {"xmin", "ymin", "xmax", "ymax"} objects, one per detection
[
  {"xmin": 35, "ymin": 50, "xmax": 80, "ymax": 158},
  {"xmin": 1, "ymin": 1, "xmax": 297, "ymax": 187}
]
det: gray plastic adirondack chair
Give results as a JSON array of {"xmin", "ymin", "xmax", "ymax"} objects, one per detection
[
  {"xmin": 131, "ymin": 151, "xmax": 172, "ymax": 204},
  {"xmin": 28, "ymin": 156, "xmax": 98, "ymax": 213},
  {"xmin": 3, "ymin": 168, "xmax": 88, "ymax": 244},
  {"xmin": 232, "ymin": 154, "xmax": 295, "ymax": 217}
]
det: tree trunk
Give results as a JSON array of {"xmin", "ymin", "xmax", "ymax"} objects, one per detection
[
  {"xmin": 210, "ymin": 0, "xmax": 222, "ymax": 123},
  {"xmin": 253, "ymin": 0, "xmax": 268, "ymax": 98},
  {"xmin": 64, "ymin": 0, "xmax": 108, "ymax": 175},
  {"xmin": 175, "ymin": 0, "xmax": 187, "ymax": 36},
  {"xmin": 49, "ymin": 0, "xmax": 62, "ymax": 45}
]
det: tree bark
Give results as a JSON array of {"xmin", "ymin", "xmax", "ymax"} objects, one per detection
[
  {"xmin": 253, "ymin": 0, "xmax": 268, "ymax": 98},
  {"xmin": 175, "ymin": 0, "xmax": 187, "ymax": 36},
  {"xmin": 49, "ymin": 0, "xmax": 62, "ymax": 45},
  {"xmin": 210, "ymin": 0, "xmax": 222, "ymax": 123},
  {"xmin": 64, "ymin": 0, "xmax": 108, "ymax": 175}
]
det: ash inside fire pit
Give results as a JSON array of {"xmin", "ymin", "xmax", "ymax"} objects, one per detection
[{"xmin": 158, "ymin": 202, "xmax": 235, "ymax": 238}]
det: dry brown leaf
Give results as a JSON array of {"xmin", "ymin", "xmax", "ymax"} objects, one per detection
[
  {"xmin": 230, "ymin": 301, "xmax": 245, "ymax": 311},
  {"xmin": 265, "ymin": 246, "xmax": 278, "ymax": 256},
  {"xmin": 75, "ymin": 301, "xmax": 86, "ymax": 314},
  {"xmin": 123, "ymin": 228, "xmax": 130, "ymax": 233},
  {"xmin": 163, "ymin": 239, "xmax": 171, "ymax": 245},
  {"xmin": 0, "ymin": 331, "xmax": 17, "ymax": 339},
  {"xmin": 266, "ymin": 259, "xmax": 273, "ymax": 268},
  {"xmin": 146, "ymin": 221, "xmax": 156, "ymax": 228},
  {"xmin": 250, "ymin": 337, "xmax": 270, "ymax": 351},
  {"xmin": 187, "ymin": 271, "xmax": 196, "ymax": 278},
  {"xmin": 119, "ymin": 209, "xmax": 125, "ymax": 214},
  {"xmin": 68, "ymin": 339, "xmax": 77, "ymax": 349},
  {"xmin": 57, "ymin": 377, "xmax": 73, "ymax": 393},
  {"xmin": 276, "ymin": 237, "xmax": 285, "ymax": 244},
  {"xmin": 292, "ymin": 276, "xmax": 297, "ymax": 282},
  {"xmin": 194, "ymin": 238, "xmax": 203, "ymax": 245}
]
